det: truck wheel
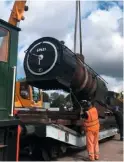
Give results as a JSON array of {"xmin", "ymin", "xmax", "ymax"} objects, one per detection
[
  {"xmin": 41, "ymin": 148, "xmax": 50, "ymax": 161},
  {"xmin": 48, "ymin": 146, "xmax": 58, "ymax": 159},
  {"xmin": 109, "ymin": 135, "xmax": 115, "ymax": 139},
  {"xmin": 60, "ymin": 144, "xmax": 67, "ymax": 154}
]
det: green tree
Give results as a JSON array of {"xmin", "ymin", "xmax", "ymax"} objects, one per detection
[
  {"xmin": 51, "ymin": 94, "xmax": 65, "ymax": 107},
  {"xmin": 43, "ymin": 92, "xmax": 49, "ymax": 102},
  {"xmin": 17, "ymin": 77, "xmax": 26, "ymax": 82},
  {"xmin": 50, "ymin": 92, "xmax": 59, "ymax": 101}
]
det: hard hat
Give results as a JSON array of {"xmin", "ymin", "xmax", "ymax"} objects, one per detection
[
  {"xmin": 80, "ymin": 100, "xmax": 91, "ymax": 108},
  {"xmin": 87, "ymin": 101, "xmax": 92, "ymax": 107}
]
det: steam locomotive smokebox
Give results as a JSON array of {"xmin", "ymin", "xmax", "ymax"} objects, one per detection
[
  {"xmin": 24, "ymin": 37, "xmax": 108, "ymax": 104},
  {"xmin": 24, "ymin": 37, "xmax": 76, "ymax": 91}
]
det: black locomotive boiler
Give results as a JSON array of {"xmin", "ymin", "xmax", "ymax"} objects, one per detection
[
  {"xmin": 23, "ymin": 36, "xmax": 118, "ymax": 131},
  {"xmin": 24, "ymin": 37, "xmax": 108, "ymax": 108}
]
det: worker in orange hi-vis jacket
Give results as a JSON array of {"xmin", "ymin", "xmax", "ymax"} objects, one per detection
[{"xmin": 81, "ymin": 101, "xmax": 100, "ymax": 161}]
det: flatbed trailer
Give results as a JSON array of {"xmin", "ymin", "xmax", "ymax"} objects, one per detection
[
  {"xmin": 15, "ymin": 108, "xmax": 118, "ymax": 160},
  {"xmin": 25, "ymin": 123, "xmax": 117, "ymax": 147},
  {"xmin": 19, "ymin": 121, "xmax": 117, "ymax": 161}
]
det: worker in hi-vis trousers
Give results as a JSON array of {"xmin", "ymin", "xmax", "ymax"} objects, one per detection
[{"xmin": 81, "ymin": 101, "xmax": 100, "ymax": 161}]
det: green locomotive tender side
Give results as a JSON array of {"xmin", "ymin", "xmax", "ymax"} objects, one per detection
[{"xmin": 0, "ymin": 19, "xmax": 20, "ymax": 161}]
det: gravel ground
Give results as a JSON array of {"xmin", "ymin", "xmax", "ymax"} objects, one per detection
[{"xmin": 57, "ymin": 134, "xmax": 123, "ymax": 161}]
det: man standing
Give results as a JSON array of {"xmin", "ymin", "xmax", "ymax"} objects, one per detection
[
  {"xmin": 112, "ymin": 106, "xmax": 123, "ymax": 141},
  {"xmin": 81, "ymin": 101, "xmax": 100, "ymax": 161}
]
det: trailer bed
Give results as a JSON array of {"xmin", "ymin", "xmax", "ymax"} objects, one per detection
[{"xmin": 25, "ymin": 123, "xmax": 117, "ymax": 147}]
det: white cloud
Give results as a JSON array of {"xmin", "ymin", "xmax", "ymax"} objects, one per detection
[
  {"xmin": 19, "ymin": 1, "xmax": 98, "ymax": 46},
  {"xmin": 78, "ymin": 5, "xmax": 123, "ymax": 78},
  {"xmin": 60, "ymin": 5, "xmax": 123, "ymax": 81},
  {"xmin": 0, "ymin": 1, "xmax": 14, "ymax": 21},
  {"xmin": 101, "ymin": 75, "xmax": 123, "ymax": 93}
]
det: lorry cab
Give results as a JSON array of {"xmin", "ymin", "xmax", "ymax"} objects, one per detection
[{"xmin": 15, "ymin": 81, "xmax": 43, "ymax": 108}]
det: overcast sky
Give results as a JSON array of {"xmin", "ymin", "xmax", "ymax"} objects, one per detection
[{"xmin": 0, "ymin": 0, "xmax": 123, "ymax": 93}]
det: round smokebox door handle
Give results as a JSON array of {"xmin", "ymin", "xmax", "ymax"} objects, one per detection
[{"xmin": 32, "ymin": 53, "xmax": 44, "ymax": 65}]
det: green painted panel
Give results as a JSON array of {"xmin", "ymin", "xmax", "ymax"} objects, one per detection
[
  {"xmin": 0, "ymin": 86, "xmax": 6, "ymax": 107},
  {"xmin": 0, "ymin": 19, "xmax": 20, "ymax": 120}
]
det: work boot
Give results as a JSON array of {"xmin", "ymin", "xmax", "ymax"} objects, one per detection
[
  {"xmin": 89, "ymin": 156, "xmax": 95, "ymax": 161},
  {"xmin": 120, "ymin": 138, "xmax": 123, "ymax": 141},
  {"xmin": 89, "ymin": 158, "xmax": 95, "ymax": 161},
  {"xmin": 95, "ymin": 155, "xmax": 99, "ymax": 160},
  {"xmin": 120, "ymin": 135, "xmax": 124, "ymax": 141}
]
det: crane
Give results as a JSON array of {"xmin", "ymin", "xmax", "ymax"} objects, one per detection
[{"xmin": 8, "ymin": 0, "xmax": 28, "ymax": 26}]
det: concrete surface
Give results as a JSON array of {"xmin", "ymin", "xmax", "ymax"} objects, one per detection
[{"xmin": 57, "ymin": 134, "xmax": 123, "ymax": 161}]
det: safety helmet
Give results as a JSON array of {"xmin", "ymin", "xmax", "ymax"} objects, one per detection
[{"xmin": 80, "ymin": 100, "xmax": 92, "ymax": 108}]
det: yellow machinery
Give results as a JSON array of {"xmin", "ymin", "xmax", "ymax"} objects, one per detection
[
  {"xmin": 15, "ymin": 81, "xmax": 43, "ymax": 108},
  {"xmin": 8, "ymin": 0, "xmax": 28, "ymax": 26},
  {"xmin": 7, "ymin": 0, "xmax": 43, "ymax": 108}
]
